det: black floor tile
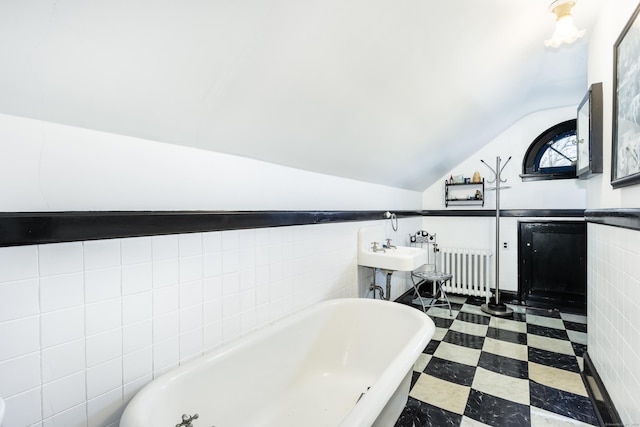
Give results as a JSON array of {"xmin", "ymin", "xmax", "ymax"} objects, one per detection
[
  {"xmin": 423, "ymin": 340, "xmax": 440, "ymax": 355},
  {"xmin": 425, "ymin": 356, "xmax": 476, "ymax": 387},
  {"xmin": 443, "ymin": 330, "xmax": 485, "ymax": 350},
  {"xmin": 464, "ymin": 297, "xmax": 485, "ymax": 306},
  {"xmin": 478, "ymin": 351, "xmax": 529, "ymax": 379},
  {"xmin": 528, "ymin": 347, "xmax": 580, "ymax": 373},
  {"xmin": 572, "ymin": 342, "xmax": 587, "ymax": 358},
  {"xmin": 526, "ymin": 307, "xmax": 562, "ymax": 318},
  {"xmin": 529, "ymin": 381, "xmax": 598, "ymax": 425},
  {"xmin": 464, "ymin": 388, "xmax": 530, "ymax": 426},
  {"xmin": 429, "ymin": 316, "xmax": 455, "ymax": 329},
  {"xmin": 564, "ymin": 320, "xmax": 587, "ymax": 333},
  {"xmin": 486, "ymin": 327, "xmax": 528, "ymax": 345},
  {"xmin": 449, "ymin": 302, "xmax": 464, "ymax": 311},
  {"xmin": 394, "ymin": 397, "xmax": 462, "ymax": 427},
  {"xmin": 410, "ymin": 370, "xmax": 421, "ymax": 389},
  {"xmin": 527, "ymin": 323, "xmax": 569, "ymax": 340},
  {"xmin": 457, "ymin": 311, "xmax": 491, "ymax": 325}
]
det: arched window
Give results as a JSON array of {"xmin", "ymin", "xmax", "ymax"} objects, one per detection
[{"xmin": 521, "ymin": 120, "xmax": 577, "ymax": 181}]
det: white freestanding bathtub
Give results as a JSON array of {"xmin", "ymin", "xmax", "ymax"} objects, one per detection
[{"xmin": 120, "ymin": 298, "xmax": 435, "ymax": 427}]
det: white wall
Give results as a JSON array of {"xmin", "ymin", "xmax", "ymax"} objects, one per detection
[
  {"xmin": 585, "ymin": 1, "xmax": 640, "ymax": 424},
  {"xmin": 421, "ymin": 108, "xmax": 588, "ymax": 293},
  {"xmin": 0, "ymin": 113, "xmax": 421, "ymax": 212}
]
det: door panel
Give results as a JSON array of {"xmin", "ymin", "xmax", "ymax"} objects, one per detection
[{"xmin": 519, "ymin": 221, "xmax": 586, "ymax": 311}]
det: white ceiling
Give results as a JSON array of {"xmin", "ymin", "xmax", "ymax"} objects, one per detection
[{"xmin": 0, "ymin": 0, "xmax": 603, "ymax": 191}]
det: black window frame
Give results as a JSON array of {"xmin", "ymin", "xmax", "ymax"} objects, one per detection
[{"xmin": 520, "ymin": 119, "xmax": 578, "ymax": 182}]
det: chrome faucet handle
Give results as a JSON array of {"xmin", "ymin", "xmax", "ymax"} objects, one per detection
[
  {"xmin": 371, "ymin": 242, "xmax": 385, "ymax": 253},
  {"xmin": 385, "ymin": 238, "xmax": 396, "ymax": 249}
]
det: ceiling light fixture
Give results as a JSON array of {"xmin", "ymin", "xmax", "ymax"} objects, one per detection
[{"xmin": 545, "ymin": 0, "xmax": 585, "ymax": 48}]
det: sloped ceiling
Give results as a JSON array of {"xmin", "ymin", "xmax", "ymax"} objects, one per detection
[{"xmin": 0, "ymin": 0, "xmax": 602, "ymax": 191}]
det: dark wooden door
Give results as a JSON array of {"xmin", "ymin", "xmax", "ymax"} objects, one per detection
[{"xmin": 519, "ymin": 221, "xmax": 587, "ymax": 312}]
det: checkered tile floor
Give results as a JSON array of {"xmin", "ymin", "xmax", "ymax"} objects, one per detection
[{"xmin": 395, "ymin": 295, "xmax": 595, "ymax": 427}]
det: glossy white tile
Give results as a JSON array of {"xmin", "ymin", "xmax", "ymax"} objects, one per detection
[
  {"xmin": 87, "ymin": 387, "xmax": 123, "ymax": 427},
  {"xmin": 153, "ymin": 285, "xmax": 179, "ymax": 316},
  {"xmin": 180, "ymin": 306, "xmax": 203, "ymax": 334},
  {"xmin": 84, "ymin": 240, "xmax": 121, "ymax": 270},
  {"xmin": 41, "ymin": 339, "xmax": 85, "ymax": 383},
  {"xmin": 39, "ymin": 242, "xmax": 83, "ymax": 277},
  {"xmin": 202, "ymin": 232, "xmax": 222, "ymax": 253},
  {"xmin": 0, "ymin": 278, "xmax": 39, "ymax": 321},
  {"xmin": 151, "ymin": 235, "xmax": 179, "ymax": 261},
  {"xmin": 153, "ymin": 337, "xmax": 179, "ymax": 372},
  {"xmin": 0, "ymin": 316, "xmax": 40, "ymax": 361},
  {"xmin": 179, "ymin": 233, "xmax": 202, "ymax": 257},
  {"xmin": 221, "ymin": 230, "xmax": 240, "ymax": 251},
  {"xmin": 87, "ymin": 358, "xmax": 122, "ymax": 399},
  {"xmin": 122, "ymin": 320, "xmax": 152, "ymax": 354},
  {"xmin": 122, "ymin": 291, "xmax": 152, "ymax": 325},
  {"xmin": 152, "ymin": 259, "xmax": 179, "ymax": 288},
  {"xmin": 0, "ymin": 351, "xmax": 40, "ymax": 397},
  {"xmin": 40, "ymin": 273, "xmax": 83, "ymax": 313},
  {"xmin": 0, "ymin": 245, "xmax": 38, "ymax": 283},
  {"xmin": 121, "ymin": 236, "xmax": 152, "ymax": 266},
  {"xmin": 84, "ymin": 267, "xmax": 121, "ymax": 303},
  {"xmin": 86, "ymin": 298, "xmax": 121, "ymax": 336},
  {"xmin": 86, "ymin": 329, "xmax": 122, "ymax": 368},
  {"xmin": 41, "ymin": 307, "xmax": 84, "ymax": 349},
  {"xmin": 122, "ymin": 263, "xmax": 152, "ymax": 295},
  {"xmin": 4, "ymin": 388, "xmax": 42, "ymax": 427},
  {"xmin": 42, "ymin": 371, "xmax": 86, "ymax": 418},
  {"xmin": 222, "ymin": 272, "xmax": 240, "ymax": 296},
  {"xmin": 42, "ymin": 403, "xmax": 87, "ymax": 427},
  {"xmin": 123, "ymin": 346, "xmax": 152, "ymax": 384},
  {"xmin": 179, "ymin": 255, "xmax": 202, "ymax": 283},
  {"xmin": 152, "ymin": 311, "xmax": 179, "ymax": 342}
]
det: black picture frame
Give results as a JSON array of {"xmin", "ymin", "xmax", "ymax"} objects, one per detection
[
  {"xmin": 612, "ymin": 4, "xmax": 640, "ymax": 188},
  {"xmin": 576, "ymin": 82, "xmax": 603, "ymax": 178}
]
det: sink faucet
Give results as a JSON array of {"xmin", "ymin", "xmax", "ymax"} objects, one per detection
[
  {"xmin": 371, "ymin": 242, "xmax": 386, "ymax": 253},
  {"xmin": 385, "ymin": 239, "xmax": 396, "ymax": 249}
]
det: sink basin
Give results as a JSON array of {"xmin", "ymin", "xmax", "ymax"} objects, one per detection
[
  {"xmin": 358, "ymin": 245, "xmax": 428, "ymax": 271},
  {"xmin": 0, "ymin": 396, "xmax": 5, "ymax": 426}
]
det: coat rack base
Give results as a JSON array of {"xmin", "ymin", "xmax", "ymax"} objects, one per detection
[{"xmin": 481, "ymin": 302, "xmax": 514, "ymax": 317}]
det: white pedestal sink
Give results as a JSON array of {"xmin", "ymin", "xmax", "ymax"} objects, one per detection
[
  {"xmin": 358, "ymin": 225, "xmax": 427, "ymax": 300},
  {"xmin": 358, "ymin": 246, "xmax": 428, "ymax": 271}
]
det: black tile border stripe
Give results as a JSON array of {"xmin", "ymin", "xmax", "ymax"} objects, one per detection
[
  {"xmin": 585, "ymin": 208, "xmax": 640, "ymax": 231},
  {"xmin": 0, "ymin": 210, "xmax": 410, "ymax": 247},
  {"xmin": 582, "ymin": 352, "xmax": 623, "ymax": 427},
  {"xmin": 422, "ymin": 209, "xmax": 585, "ymax": 218},
  {"xmin": 0, "ymin": 209, "xmax": 584, "ymax": 247}
]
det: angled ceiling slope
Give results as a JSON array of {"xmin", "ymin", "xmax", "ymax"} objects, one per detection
[{"xmin": 0, "ymin": 0, "xmax": 602, "ymax": 191}]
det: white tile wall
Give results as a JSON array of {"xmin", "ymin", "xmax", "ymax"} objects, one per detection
[
  {"xmin": 0, "ymin": 219, "xmax": 421, "ymax": 426},
  {"xmin": 588, "ymin": 223, "xmax": 640, "ymax": 425}
]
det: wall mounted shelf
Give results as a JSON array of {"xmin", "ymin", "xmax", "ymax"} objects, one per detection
[{"xmin": 444, "ymin": 179, "xmax": 484, "ymax": 207}]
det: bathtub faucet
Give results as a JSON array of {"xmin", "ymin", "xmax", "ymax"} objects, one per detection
[{"xmin": 176, "ymin": 413, "xmax": 200, "ymax": 427}]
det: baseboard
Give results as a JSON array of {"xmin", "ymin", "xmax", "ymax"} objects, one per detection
[{"xmin": 582, "ymin": 352, "xmax": 623, "ymax": 427}]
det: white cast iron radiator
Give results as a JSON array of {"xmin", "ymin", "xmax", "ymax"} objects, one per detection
[{"xmin": 438, "ymin": 248, "xmax": 492, "ymax": 298}]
